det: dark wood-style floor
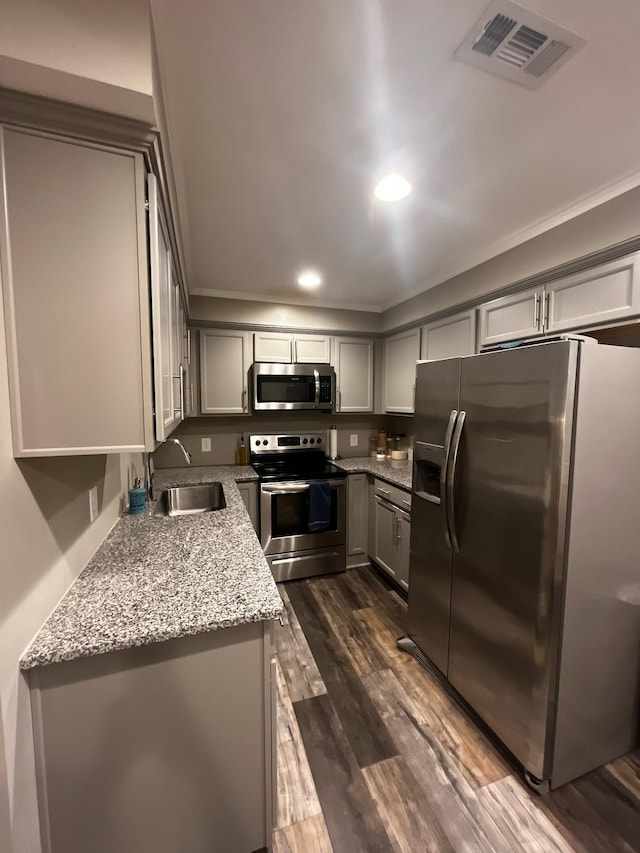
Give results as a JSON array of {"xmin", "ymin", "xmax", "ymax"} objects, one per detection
[{"xmin": 273, "ymin": 564, "xmax": 640, "ymax": 853}]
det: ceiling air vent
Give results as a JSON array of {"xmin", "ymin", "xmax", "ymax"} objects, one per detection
[{"xmin": 455, "ymin": 0, "xmax": 586, "ymax": 90}]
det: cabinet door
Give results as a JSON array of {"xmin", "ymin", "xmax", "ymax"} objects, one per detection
[
  {"xmin": 477, "ymin": 287, "xmax": 542, "ymax": 348},
  {"xmin": 421, "ymin": 310, "xmax": 476, "ymax": 360},
  {"xmin": 200, "ymin": 330, "xmax": 250, "ymax": 414},
  {"xmin": 373, "ymin": 496, "xmax": 397, "ymax": 579},
  {"xmin": 383, "ymin": 328, "xmax": 421, "ymax": 413},
  {"xmin": 545, "ymin": 253, "xmax": 640, "ymax": 334},
  {"xmin": 0, "ymin": 127, "xmax": 149, "ymax": 455},
  {"xmin": 334, "ymin": 337, "xmax": 374, "ymax": 412},
  {"xmin": 347, "ymin": 474, "xmax": 368, "ymax": 557},
  {"xmin": 396, "ymin": 510, "xmax": 411, "ymax": 591},
  {"xmin": 254, "ymin": 332, "xmax": 292, "ymax": 363},
  {"xmin": 238, "ymin": 482, "xmax": 259, "ymax": 532},
  {"xmin": 149, "ymin": 174, "xmax": 182, "ymax": 441},
  {"xmin": 293, "ymin": 334, "xmax": 331, "ymax": 363}
]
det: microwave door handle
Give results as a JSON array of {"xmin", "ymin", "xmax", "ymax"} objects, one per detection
[
  {"xmin": 313, "ymin": 369, "xmax": 320, "ymax": 408},
  {"xmin": 446, "ymin": 410, "xmax": 465, "ymax": 554}
]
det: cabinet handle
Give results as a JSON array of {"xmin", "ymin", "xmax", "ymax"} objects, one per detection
[
  {"xmin": 534, "ymin": 292, "xmax": 540, "ymax": 328},
  {"xmin": 242, "ymin": 388, "xmax": 247, "ymax": 412},
  {"xmin": 395, "ymin": 515, "xmax": 402, "ymax": 541},
  {"xmin": 186, "ymin": 329, "xmax": 191, "ymax": 365},
  {"xmin": 190, "ymin": 382, "xmax": 194, "ymax": 414},
  {"xmin": 544, "ymin": 292, "xmax": 550, "ymax": 330},
  {"xmin": 401, "ymin": 498, "xmax": 411, "ymax": 507},
  {"xmin": 378, "ymin": 487, "xmax": 391, "ymax": 496},
  {"xmin": 180, "ymin": 364, "xmax": 185, "ymax": 420},
  {"xmin": 337, "ymin": 388, "xmax": 342, "ymax": 411}
]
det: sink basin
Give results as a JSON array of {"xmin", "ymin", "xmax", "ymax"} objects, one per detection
[{"xmin": 153, "ymin": 483, "xmax": 226, "ymax": 517}]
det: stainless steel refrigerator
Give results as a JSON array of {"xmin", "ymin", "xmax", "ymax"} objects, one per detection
[{"xmin": 402, "ymin": 336, "xmax": 640, "ymax": 790}]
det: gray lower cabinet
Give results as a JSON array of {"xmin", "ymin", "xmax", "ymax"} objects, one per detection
[
  {"xmin": 347, "ymin": 473, "xmax": 369, "ymax": 567},
  {"xmin": 0, "ymin": 125, "xmax": 153, "ymax": 456},
  {"xmin": 420, "ymin": 310, "xmax": 477, "ymax": 359},
  {"xmin": 200, "ymin": 330, "xmax": 250, "ymax": 414},
  {"xmin": 30, "ymin": 621, "xmax": 276, "ymax": 853},
  {"xmin": 334, "ymin": 337, "xmax": 374, "ymax": 412},
  {"xmin": 383, "ymin": 328, "xmax": 421, "ymax": 413},
  {"xmin": 369, "ymin": 478, "xmax": 411, "ymax": 590},
  {"xmin": 237, "ymin": 481, "xmax": 259, "ymax": 532}
]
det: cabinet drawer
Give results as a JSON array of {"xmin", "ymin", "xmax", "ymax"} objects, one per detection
[{"xmin": 373, "ymin": 478, "xmax": 411, "ymax": 511}]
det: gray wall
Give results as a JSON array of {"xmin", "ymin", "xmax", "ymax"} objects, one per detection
[
  {"xmin": 153, "ymin": 414, "xmax": 412, "ymax": 468},
  {"xmin": 153, "ymin": 412, "xmax": 413, "ymax": 468},
  {"xmin": 382, "ymin": 185, "xmax": 640, "ymax": 332},
  {"xmin": 190, "ymin": 295, "xmax": 381, "ymax": 334},
  {"xmin": 0, "ymin": 270, "xmax": 142, "ymax": 853}
]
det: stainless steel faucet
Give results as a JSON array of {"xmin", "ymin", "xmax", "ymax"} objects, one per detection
[
  {"xmin": 146, "ymin": 438, "xmax": 192, "ymax": 500},
  {"xmin": 164, "ymin": 438, "xmax": 192, "ymax": 465}
]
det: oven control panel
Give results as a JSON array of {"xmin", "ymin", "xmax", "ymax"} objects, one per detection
[{"xmin": 250, "ymin": 433, "xmax": 326, "ymax": 454}]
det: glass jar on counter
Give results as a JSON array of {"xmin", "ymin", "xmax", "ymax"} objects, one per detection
[{"xmin": 368, "ymin": 435, "xmax": 378, "ymax": 458}]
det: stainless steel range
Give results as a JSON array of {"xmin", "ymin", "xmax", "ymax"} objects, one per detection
[{"xmin": 250, "ymin": 433, "xmax": 347, "ymax": 582}]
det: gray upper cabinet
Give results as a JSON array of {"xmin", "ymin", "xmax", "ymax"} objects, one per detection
[
  {"xmin": 253, "ymin": 332, "xmax": 292, "ymax": 363},
  {"xmin": 383, "ymin": 328, "xmax": 421, "ymax": 413},
  {"xmin": 149, "ymin": 174, "xmax": 184, "ymax": 441},
  {"xmin": 478, "ymin": 252, "xmax": 640, "ymax": 349},
  {"xmin": 200, "ymin": 330, "xmax": 250, "ymax": 414},
  {"xmin": 420, "ymin": 310, "xmax": 477, "ymax": 360},
  {"xmin": 477, "ymin": 287, "xmax": 543, "ymax": 348},
  {"xmin": 334, "ymin": 337, "xmax": 374, "ymax": 412},
  {"xmin": 545, "ymin": 253, "xmax": 640, "ymax": 334},
  {"xmin": 0, "ymin": 126, "xmax": 153, "ymax": 456},
  {"xmin": 253, "ymin": 331, "xmax": 331, "ymax": 363},
  {"xmin": 293, "ymin": 334, "xmax": 331, "ymax": 363}
]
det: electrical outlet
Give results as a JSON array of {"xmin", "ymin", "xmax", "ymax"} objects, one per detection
[
  {"xmin": 201, "ymin": 437, "xmax": 211, "ymax": 452},
  {"xmin": 350, "ymin": 434, "xmax": 358, "ymax": 447},
  {"xmin": 89, "ymin": 486, "xmax": 99, "ymax": 522}
]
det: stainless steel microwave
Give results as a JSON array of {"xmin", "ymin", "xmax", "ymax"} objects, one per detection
[{"xmin": 252, "ymin": 363, "xmax": 336, "ymax": 411}]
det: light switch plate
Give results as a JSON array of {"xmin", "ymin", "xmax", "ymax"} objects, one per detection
[
  {"xmin": 350, "ymin": 434, "xmax": 358, "ymax": 447},
  {"xmin": 201, "ymin": 437, "xmax": 212, "ymax": 452}
]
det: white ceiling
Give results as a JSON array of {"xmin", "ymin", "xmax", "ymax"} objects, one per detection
[{"xmin": 150, "ymin": 0, "xmax": 640, "ymax": 312}]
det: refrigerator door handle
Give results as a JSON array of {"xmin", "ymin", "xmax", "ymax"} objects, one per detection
[
  {"xmin": 440, "ymin": 409, "xmax": 458, "ymax": 549},
  {"xmin": 446, "ymin": 410, "xmax": 466, "ymax": 554}
]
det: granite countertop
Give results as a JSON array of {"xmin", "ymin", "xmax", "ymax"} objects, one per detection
[
  {"xmin": 335, "ymin": 457, "xmax": 413, "ymax": 491},
  {"xmin": 20, "ymin": 465, "xmax": 282, "ymax": 670}
]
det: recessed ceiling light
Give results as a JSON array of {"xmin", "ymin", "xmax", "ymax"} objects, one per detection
[
  {"xmin": 297, "ymin": 270, "xmax": 322, "ymax": 289},
  {"xmin": 374, "ymin": 172, "xmax": 411, "ymax": 202}
]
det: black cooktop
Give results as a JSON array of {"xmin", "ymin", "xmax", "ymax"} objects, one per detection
[{"xmin": 251, "ymin": 455, "xmax": 345, "ymax": 483}]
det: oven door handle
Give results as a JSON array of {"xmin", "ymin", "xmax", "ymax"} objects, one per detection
[{"xmin": 261, "ymin": 480, "xmax": 346, "ymax": 494}]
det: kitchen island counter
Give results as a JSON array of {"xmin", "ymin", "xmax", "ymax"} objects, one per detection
[{"xmin": 20, "ymin": 465, "xmax": 282, "ymax": 670}]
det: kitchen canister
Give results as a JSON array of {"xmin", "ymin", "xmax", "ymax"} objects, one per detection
[
  {"xmin": 128, "ymin": 487, "xmax": 147, "ymax": 515},
  {"xmin": 328, "ymin": 426, "xmax": 338, "ymax": 460}
]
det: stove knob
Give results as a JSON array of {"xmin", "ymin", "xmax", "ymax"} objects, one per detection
[
  {"xmin": 255, "ymin": 440, "xmax": 260, "ymax": 446},
  {"xmin": 310, "ymin": 438, "xmax": 315, "ymax": 444},
  {"xmin": 302, "ymin": 438, "xmax": 308, "ymax": 444},
  {"xmin": 317, "ymin": 437, "xmax": 322, "ymax": 443},
  {"xmin": 262, "ymin": 439, "xmax": 268, "ymax": 446}
]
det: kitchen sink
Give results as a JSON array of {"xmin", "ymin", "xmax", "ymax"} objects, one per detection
[{"xmin": 153, "ymin": 483, "xmax": 226, "ymax": 517}]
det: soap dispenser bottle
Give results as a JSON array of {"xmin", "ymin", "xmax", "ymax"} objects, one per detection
[{"xmin": 237, "ymin": 434, "xmax": 248, "ymax": 466}]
